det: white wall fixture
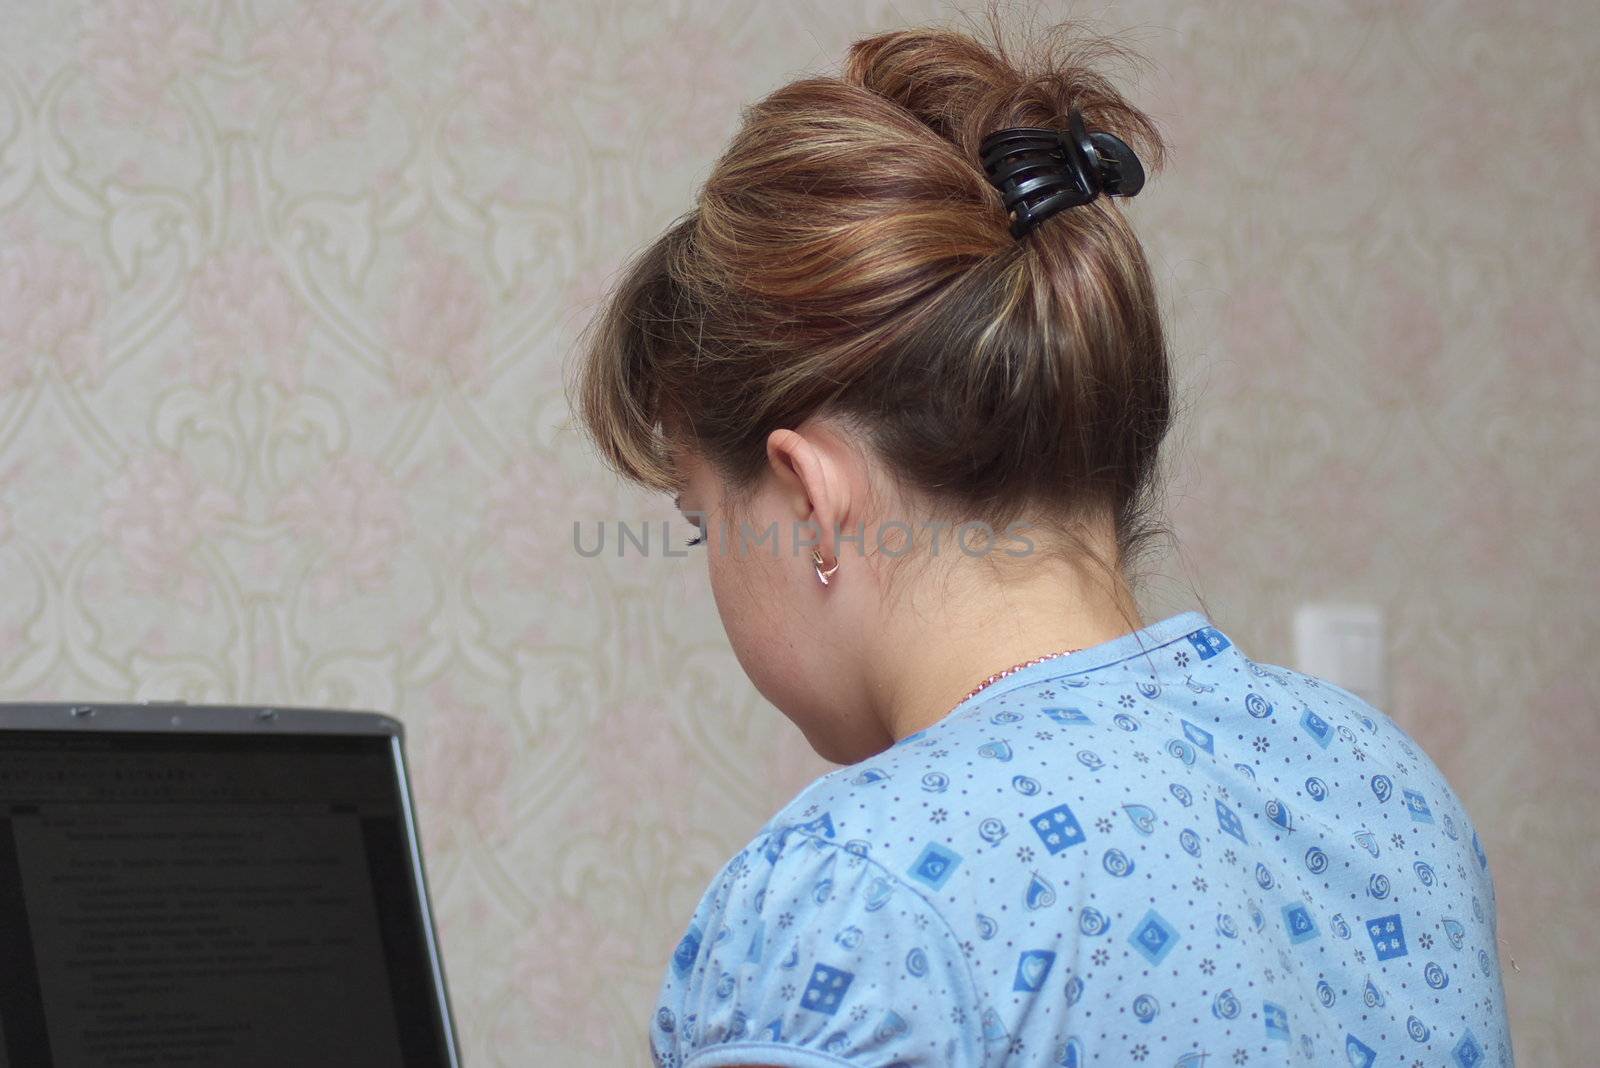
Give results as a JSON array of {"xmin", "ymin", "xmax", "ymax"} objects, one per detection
[{"xmin": 1292, "ymin": 602, "xmax": 1387, "ymax": 708}]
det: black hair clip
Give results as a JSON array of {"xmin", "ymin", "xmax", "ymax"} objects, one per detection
[{"xmin": 979, "ymin": 108, "xmax": 1147, "ymax": 239}]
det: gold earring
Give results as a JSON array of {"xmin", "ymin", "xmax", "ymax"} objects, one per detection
[{"xmin": 811, "ymin": 547, "xmax": 839, "ymax": 586}]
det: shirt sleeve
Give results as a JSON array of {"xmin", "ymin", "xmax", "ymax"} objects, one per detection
[{"xmin": 651, "ymin": 820, "xmax": 986, "ymax": 1068}]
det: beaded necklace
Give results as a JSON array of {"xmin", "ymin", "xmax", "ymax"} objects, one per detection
[{"xmin": 950, "ymin": 647, "xmax": 1083, "ymax": 713}]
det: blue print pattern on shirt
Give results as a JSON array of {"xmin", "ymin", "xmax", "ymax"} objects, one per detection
[{"xmin": 649, "ymin": 610, "xmax": 1514, "ymax": 1068}]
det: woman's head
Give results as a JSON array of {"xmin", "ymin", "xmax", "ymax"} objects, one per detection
[{"xmin": 573, "ymin": 13, "xmax": 1178, "ymax": 762}]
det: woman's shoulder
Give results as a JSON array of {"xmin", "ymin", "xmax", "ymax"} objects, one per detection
[
  {"xmin": 651, "ymin": 763, "xmax": 991, "ymax": 1066},
  {"xmin": 745, "ymin": 689, "xmax": 1163, "ymax": 930}
]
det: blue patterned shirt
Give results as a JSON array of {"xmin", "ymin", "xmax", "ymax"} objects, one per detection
[{"xmin": 650, "ymin": 610, "xmax": 1513, "ymax": 1067}]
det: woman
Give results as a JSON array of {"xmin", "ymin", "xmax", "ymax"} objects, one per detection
[{"xmin": 574, "ymin": 14, "xmax": 1512, "ymax": 1068}]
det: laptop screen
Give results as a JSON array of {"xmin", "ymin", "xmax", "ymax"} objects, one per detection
[{"xmin": 0, "ymin": 728, "xmax": 457, "ymax": 1068}]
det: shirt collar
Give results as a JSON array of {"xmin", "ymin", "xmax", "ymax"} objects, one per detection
[{"xmin": 890, "ymin": 609, "xmax": 1229, "ymax": 749}]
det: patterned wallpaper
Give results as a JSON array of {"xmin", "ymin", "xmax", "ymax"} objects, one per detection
[{"xmin": 0, "ymin": 1, "xmax": 1594, "ymax": 1063}]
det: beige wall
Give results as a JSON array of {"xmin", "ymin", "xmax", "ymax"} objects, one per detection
[{"xmin": 0, "ymin": 1, "xmax": 1594, "ymax": 1063}]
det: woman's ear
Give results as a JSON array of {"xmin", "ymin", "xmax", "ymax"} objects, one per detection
[
  {"xmin": 765, "ymin": 426, "xmax": 853, "ymax": 559},
  {"xmin": 765, "ymin": 428, "xmax": 824, "ymax": 519}
]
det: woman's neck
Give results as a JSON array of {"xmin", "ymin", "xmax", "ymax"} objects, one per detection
[{"xmin": 864, "ymin": 556, "xmax": 1144, "ymax": 745}]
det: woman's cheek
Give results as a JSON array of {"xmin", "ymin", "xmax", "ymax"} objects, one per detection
[{"xmin": 708, "ymin": 545, "xmax": 798, "ymax": 702}]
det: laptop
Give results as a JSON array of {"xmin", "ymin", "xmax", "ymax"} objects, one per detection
[{"xmin": 0, "ymin": 702, "xmax": 462, "ymax": 1068}]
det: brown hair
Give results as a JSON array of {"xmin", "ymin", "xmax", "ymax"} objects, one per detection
[{"xmin": 572, "ymin": 7, "xmax": 1184, "ymax": 592}]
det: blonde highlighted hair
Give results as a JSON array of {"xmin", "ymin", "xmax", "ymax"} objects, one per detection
[{"xmin": 572, "ymin": 7, "xmax": 1178, "ymax": 574}]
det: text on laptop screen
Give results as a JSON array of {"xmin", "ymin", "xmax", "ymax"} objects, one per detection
[{"xmin": 0, "ymin": 730, "xmax": 453, "ymax": 1068}]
